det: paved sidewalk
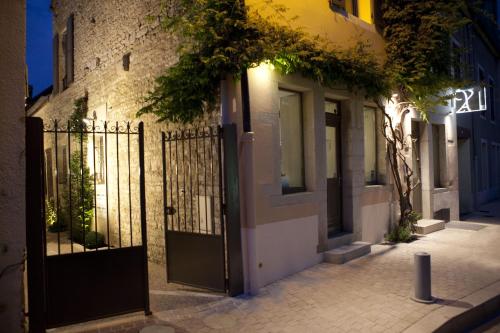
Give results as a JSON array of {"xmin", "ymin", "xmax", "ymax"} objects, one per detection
[{"xmin": 53, "ymin": 201, "xmax": 500, "ymax": 333}]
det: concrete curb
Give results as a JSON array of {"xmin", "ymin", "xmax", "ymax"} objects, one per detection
[{"xmin": 403, "ymin": 280, "xmax": 500, "ymax": 333}]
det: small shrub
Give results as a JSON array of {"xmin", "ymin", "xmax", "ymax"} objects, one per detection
[
  {"xmin": 83, "ymin": 231, "xmax": 106, "ymax": 249},
  {"xmin": 46, "ymin": 199, "xmax": 67, "ymax": 232},
  {"xmin": 386, "ymin": 225, "xmax": 413, "ymax": 243}
]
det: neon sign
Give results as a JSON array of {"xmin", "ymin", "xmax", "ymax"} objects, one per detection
[{"xmin": 453, "ymin": 86, "xmax": 487, "ymax": 114}]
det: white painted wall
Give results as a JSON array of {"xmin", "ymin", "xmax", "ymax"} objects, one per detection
[{"xmin": 254, "ymin": 216, "xmax": 322, "ymax": 288}]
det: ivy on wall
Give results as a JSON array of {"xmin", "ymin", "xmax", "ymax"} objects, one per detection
[{"xmin": 137, "ymin": 0, "xmax": 389, "ymax": 123}]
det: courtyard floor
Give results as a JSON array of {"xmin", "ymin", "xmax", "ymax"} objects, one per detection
[{"xmin": 49, "ymin": 200, "xmax": 500, "ymax": 333}]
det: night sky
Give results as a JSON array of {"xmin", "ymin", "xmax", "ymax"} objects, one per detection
[{"xmin": 27, "ymin": 0, "xmax": 52, "ymax": 97}]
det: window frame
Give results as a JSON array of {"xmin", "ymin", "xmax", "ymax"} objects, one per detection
[
  {"xmin": 478, "ymin": 65, "xmax": 487, "ymax": 119},
  {"xmin": 278, "ymin": 88, "xmax": 306, "ymax": 195},
  {"xmin": 363, "ymin": 105, "xmax": 385, "ymax": 186},
  {"xmin": 488, "ymin": 76, "xmax": 495, "ymax": 123}
]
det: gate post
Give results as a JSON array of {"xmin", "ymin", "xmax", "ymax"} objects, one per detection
[
  {"xmin": 26, "ymin": 117, "xmax": 47, "ymax": 333},
  {"xmin": 138, "ymin": 122, "xmax": 151, "ymax": 315},
  {"xmin": 223, "ymin": 124, "xmax": 244, "ymax": 296}
]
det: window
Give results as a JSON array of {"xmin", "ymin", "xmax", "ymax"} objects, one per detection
[
  {"xmin": 94, "ymin": 136, "xmax": 105, "ymax": 184},
  {"xmin": 451, "ymin": 40, "xmax": 462, "ymax": 80},
  {"xmin": 45, "ymin": 148, "xmax": 54, "ymax": 198},
  {"xmin": 62, "ymin": 14, "xmax": 74, "ymax": 89},
  {"xmin": 57, "ymin": 145, "xmax": 68, "ymax": 184},
  {"xmin": 489, "ymin": 78, "xmax": 495, "ymax": 122},
  {"xmin": 432, "ymin": 125, "xmax": 446, "ymax": 188},
  {"xmin": 481, "ymin": 140, "xmax": 489, "ymax": 191},
  {"xmin": 479, "ymin": 66, "xmax": 486, "ymax": 118},
  {"xmin": 279, "ymin": 89, "xmax": 305, "ymax": 194},
  {"xmin": 328, "ymin": 0, "xmax": 372, "ymax": 23},
  {"xmin": 364, "ymin": 106, "xmax": 386, "ymax": 185},
  {"xmin": 52, "ymin": 34, "xmax": 59, "ymax": 94}
]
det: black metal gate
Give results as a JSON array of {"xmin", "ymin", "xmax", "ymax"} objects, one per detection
[
  {"xmin": 26, "ymin": 117, "xmax": 150, "ymax": 332},
  {"xmin": 161, "ymin": 124, "xmax": 243, "ymax": 295}
]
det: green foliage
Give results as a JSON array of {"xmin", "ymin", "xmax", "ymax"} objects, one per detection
[
  {"xmin": 46, "ymin": 199, "xmax": 68, "ymax": 233},
  {"xmin": 386, "ymin": 225, "xmax": 413, "ymax": 243},
  {"xmin": 63, "ymin": 151, "xmax": 94, "ymax": 243},
  {"xmin": 386, "ymin": 210, "xmax": 420, "ymax": 243},
  {"xmin": 138, "ymin": 0, "xmax": 389, "ymax": 123},
  {"xmin": 83, "ymin": 231, "xmax": 106, "ymax": 249},
  {"xmin": 69, "ymin": 95, "xmax": 89, "ymax": 132},
  {"xmin": 59, "ymin": 97, "xmax": 95, "ymax": 245},
  {"xmin": 381, "ymin": 0, "xmax": 470, "ymax": 117}
]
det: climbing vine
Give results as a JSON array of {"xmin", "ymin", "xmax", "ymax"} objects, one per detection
[{"xmin": 137, "ymin": 0, "xmax": 389, "ymax": 123}]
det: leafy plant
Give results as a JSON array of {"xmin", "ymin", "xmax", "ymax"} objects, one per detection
[
  {"xmin": 59, "ymin": 96, "xmax": 95, "ymax": 245},
  {"xmin": 46, "ymin": 199, "xmax": 68, "ymax": 233},
  {"xmin": 137, "ymin": 0, "xmax": 389, "ymax": 123},
  {"xmin": 63, "ymin": 152, "xmax": 95, "ymax": 243},
  {"xmin": 83, "ymin": 231, "xmax": 106, "ymax": 249}
]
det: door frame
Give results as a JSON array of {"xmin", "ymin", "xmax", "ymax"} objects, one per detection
[{"xmin": 325, "ymin": 99, "xmax": 343, "ymax": 238}]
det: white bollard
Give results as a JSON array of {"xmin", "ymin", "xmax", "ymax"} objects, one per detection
[{"xmin": 412, "ymin": 252, "xmax": 435, "ymax": 303}]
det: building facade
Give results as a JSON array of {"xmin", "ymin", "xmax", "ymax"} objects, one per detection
[
  {"xmin": 455, "ymin": 2, "xmax": 500, "ymax": 215},
  {"xmin": 29, "ymin": 0, "xmax": 461, "ymax": 295}
]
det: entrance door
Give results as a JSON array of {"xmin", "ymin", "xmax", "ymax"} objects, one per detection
[
  {"xmin": 411, "ymin": 121, "xmax": 422, "ymax": 214},
  {"xmin": 325, "ymin": 100, "xmax": 342, "ymax": 236}
]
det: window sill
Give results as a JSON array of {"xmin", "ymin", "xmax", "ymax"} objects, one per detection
[
  {"xmin": 433, "ymin": 187, "xmax": 449, "ymax": 194},
  {"xmin": 270, "ymin": 191, "xmax": 318, "ymax": 207},
  {"xmin": 364, "ymin": 184, "xmax": 391, "ymax": 193}
]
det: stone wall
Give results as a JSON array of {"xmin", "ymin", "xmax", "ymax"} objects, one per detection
[
  {"xmin": 0, "ymin": 0, "xmax": 26, "ymax": 331},
  {"xmin": 35, "ymin": 0, "xmax": 221, "ymax": 264}
]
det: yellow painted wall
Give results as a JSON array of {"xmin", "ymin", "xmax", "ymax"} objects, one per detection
[{"xmin": 247, "ymin": 0, "xmax": 384, "ymax": 58}]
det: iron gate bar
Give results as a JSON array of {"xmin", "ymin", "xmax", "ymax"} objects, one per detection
[
  {"xmin": 116, "ymin": 122, "xmax": 122, "ymax": 247},
  {"xmin": 92, "ymin": 120, "xmax": 98, "ymax": 250},
  {"xmin": 138, "ymin": 122, "xmax": 152, "ymax": 315},
  {"xmin": 32, "ymin": 118, "xmax": 150, "ymax": 328},
  {"xmin": 67, "ymin": 120, "xmax": 74, "ymax": 253},
  {"xmin": 105, "ymin": 121, "xmax": 110, "ymax": 249},
  {"xmin": 54, "ymin": 120, "xmax": 61, "ymax": 254},
  {"xmin": 80, "ymin": 123, "xmax": 86, "ymax": 251},
  {"xmin": 128, "ymin": 122, "xmax": 133, "ymax": 246},
  {"xmin": 26, "ymin": 117, "xmax": 46, "ymax": 333}
]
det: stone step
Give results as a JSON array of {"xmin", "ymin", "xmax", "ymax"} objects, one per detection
[
  {"xmin": 324, "ymin": 241, "xmax": 371, "ymax": 264},
  {"xmin": 327, "ymin": 232, "xmax": 353, "ymax": 250},
  {"xmin": 415, "ymin": 219, "xmax": 445, "ymax": 235}
]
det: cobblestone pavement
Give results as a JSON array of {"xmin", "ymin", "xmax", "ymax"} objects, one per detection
[{"xmin": 52, "ymin": 201, "xmax": 500, "ymax": 333}]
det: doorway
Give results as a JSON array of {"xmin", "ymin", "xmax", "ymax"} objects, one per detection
[
  {"xmin": 411, "ymin": 121, "xmax": 423, "ymax": 214},
  {"xmin": 325, "ymin": 100, "xmax": 342, "ymax": 236}
]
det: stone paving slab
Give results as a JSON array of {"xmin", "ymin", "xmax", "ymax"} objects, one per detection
[{"xmin": 50, "ymin": 201, "xmax": 500, "ymax": 333}]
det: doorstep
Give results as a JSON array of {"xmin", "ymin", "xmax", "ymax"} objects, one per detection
[{"xmin": 415, "ymin": 219, "xmax": 445, "ymax": 235}]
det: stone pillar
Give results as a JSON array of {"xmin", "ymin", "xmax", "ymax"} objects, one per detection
[
  {"xmin": 341, "ymin": 97, "xmax": 364, "ymax": 239},
  {"xmin": 420, "ymin": 123, "xmax": 434, "ymax": 219},
  {"xmin": 0, "ymin": 0, "xmax": 26, "ymax": 331}
]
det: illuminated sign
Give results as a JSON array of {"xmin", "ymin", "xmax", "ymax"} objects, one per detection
[{"xmin": 453, "ymin": 86, "xmax": 487, "ymax": 114}]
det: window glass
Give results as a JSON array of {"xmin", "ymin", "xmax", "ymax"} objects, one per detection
[
  {"xmin": 364, "ymin": 107, "xmax": 377, "ymax": 184},
  {"xmin": 326, "ymin": 126, "xmax": 338, "ymax": 179},
  {"xmin": 479, "ymin": 67, "xmax": 486, "ymax": 118},
  {"xmin": 489, "ymin": 78, "xmax": 495, "ymax": 121},
  {"xmin": 433, "ymin": 125, "xmax": 443, "ymax": 188},
  {"xmin": 279, "ymin": 89, "xmax": 305, "ymax": 194}
]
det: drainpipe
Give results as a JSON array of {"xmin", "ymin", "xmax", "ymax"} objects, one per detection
[
  {"xmin": 220, "ymin": 73, "xmax": 259, "ymax": 295},
  {"xmin": 239, "ymin": 70, "xmax": 259, "ymax": 295}
]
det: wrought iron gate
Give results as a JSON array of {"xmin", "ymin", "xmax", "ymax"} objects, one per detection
[
  {"xmin": 26, "ymin": 117, "xmax": 150, "ymax": 332},
  {"xmin": 161, "ymin": 124, "xmax": 243, "ymax": 295}
]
